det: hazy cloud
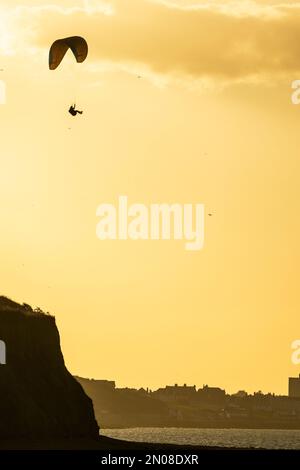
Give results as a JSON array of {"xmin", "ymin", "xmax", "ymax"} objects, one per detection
[{"xmin": 7, "ymin": 0, "xmax": 300, "ymax": 80}]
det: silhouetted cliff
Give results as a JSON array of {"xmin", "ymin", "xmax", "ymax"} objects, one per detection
[{"xmin": 0, "ymin": 296, "xmax": 99, "ymax": 439}]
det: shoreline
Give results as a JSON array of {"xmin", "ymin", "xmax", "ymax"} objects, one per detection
[
  {"xmin": 101, "ymin": 424, "xmax": 300, "ymax": 431},
  {"xmin": 0, "ymin": 436, "xmax": 264, "ymax": 451}
]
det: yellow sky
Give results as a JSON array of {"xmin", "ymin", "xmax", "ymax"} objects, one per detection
[{"xmin": 1, "ymin": 0, "xmax": 300, "ymax": 394}]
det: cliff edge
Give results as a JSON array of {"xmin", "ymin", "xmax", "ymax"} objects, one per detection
[{"xmin": 0, "ymin": 296, "xmax": 99, "ymax": 440}]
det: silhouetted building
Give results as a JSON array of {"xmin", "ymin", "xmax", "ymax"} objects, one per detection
[
  {"xmin": 232, "ymin": 390, "xmax": 248, "ymax": 398},
  {"xmin": 153, "ymin": 384, "xmax": 197, "ymax": 403},
  {"xmin": 289, "ymin": 374, "xmax": 300, "ymax": 398},
  {"xmin": 198, "ymin": 385, "xmax": 226, "ymax": 403}
]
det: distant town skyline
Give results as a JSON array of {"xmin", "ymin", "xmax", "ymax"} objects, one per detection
[
  {"xmin": 77, "ymin": 375, "xmax": 300, "ymax": 429},
  {"xmin": 80, "ymin": 374, "xmax": 300, "ymax": 398}
]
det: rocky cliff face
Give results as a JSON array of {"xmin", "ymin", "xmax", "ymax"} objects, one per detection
[{"xmin": 0, "ymin": 296, "xmax": 99, "ymax": 439}]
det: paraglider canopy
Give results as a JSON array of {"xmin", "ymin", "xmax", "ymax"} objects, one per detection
[{"xmin": 49, "ymin": 36, "xmax": 88, "ymax": 70}]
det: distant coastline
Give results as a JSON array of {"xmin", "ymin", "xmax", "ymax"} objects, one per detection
[{"xmin": 77, "ymin": 377, "xmax": 300, "ymax": 431}]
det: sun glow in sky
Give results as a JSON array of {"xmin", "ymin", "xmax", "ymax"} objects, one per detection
[{"xmin": 1, "ymin": 0, "xmax": 300, "ymax": 394}]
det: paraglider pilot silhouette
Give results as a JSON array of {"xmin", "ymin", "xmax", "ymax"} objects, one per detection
[
  {"xmin": 49, "ymin": 36, "xmax": 88, "ymax": 116},
  {"xmin": 69, "ymin": 104, "xmax": 83, "ymax": 116}
]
